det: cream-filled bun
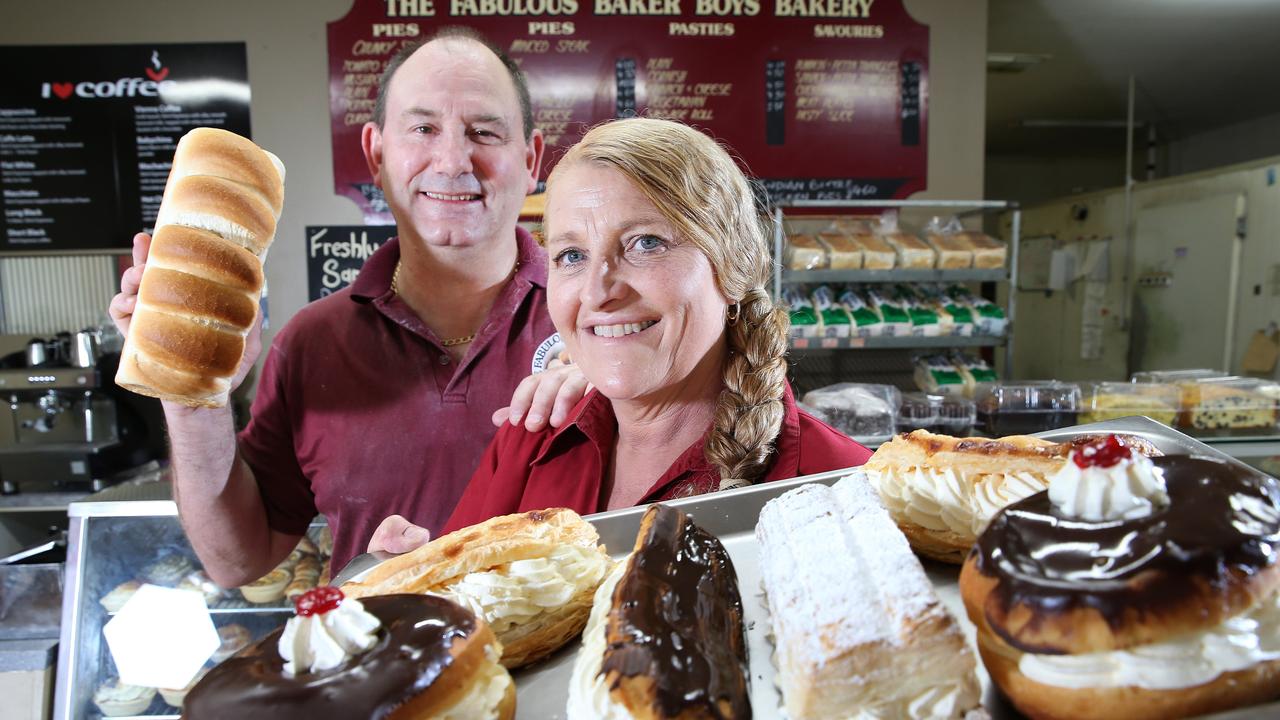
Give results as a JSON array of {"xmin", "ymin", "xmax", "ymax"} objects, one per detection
[{"xmin": 342, "ymin": 508, "xmax": 611, "ymax": 668}]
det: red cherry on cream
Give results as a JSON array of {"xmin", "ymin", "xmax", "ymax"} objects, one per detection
[
  {"xmin": 1072, "ymin": 435, "xmax": 1131, "ymax": 469},
  {"xmin": 295, "ymin": 586, "xmax": 344, "ymax": 617}
]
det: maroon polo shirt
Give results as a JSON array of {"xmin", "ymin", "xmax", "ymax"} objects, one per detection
[
  {"xmin": 239, "ymin": 228, "xmax": 558, "ymax": 571},
  {"xmin": 443, "ymin": 384, "xmax": 872, "ymax": 531}
]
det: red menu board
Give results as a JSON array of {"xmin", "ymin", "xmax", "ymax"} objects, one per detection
[{"xmin": 328, "ymin": 0, "xmax": 927, "ymax": 222}]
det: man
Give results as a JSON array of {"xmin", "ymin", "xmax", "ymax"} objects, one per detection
[{"xmin": 109, "ymin": 29, "xmax": 585, "ymax": 585}]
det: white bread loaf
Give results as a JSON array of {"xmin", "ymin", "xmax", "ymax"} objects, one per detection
[{"xmin": 116, "ymin": 128, "xmax": 285, "ymax": 407}]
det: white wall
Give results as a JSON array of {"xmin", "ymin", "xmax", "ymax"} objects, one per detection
[
  {"xmin": 1004, "ymin": 155, "xmax": 1280, "ymax": 382},
  {"xmin": 1, "ymin": 0, "xmax": 989, "ymax": 375}
]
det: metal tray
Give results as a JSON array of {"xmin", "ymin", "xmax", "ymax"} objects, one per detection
[{"xmin": 350, "ymin": 416, "xmax": 1277, "ymax": 719}]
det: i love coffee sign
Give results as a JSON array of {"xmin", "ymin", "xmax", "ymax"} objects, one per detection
[{"xmin": 0, "ymin": 43, "xmax": 250, "ymax": 251}]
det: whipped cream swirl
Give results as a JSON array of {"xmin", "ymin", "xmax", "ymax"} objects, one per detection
[
  {"xmin": 1021, "ymin": 589, "xmax": 1280, "ymax": 690},
  {"xmin": 566, "ymin": 559, "xmax": 631, "ymax": 720},
  {"xmin": 1048, "ymin": 445, "xmax": 1169, "ymax": 521},
  {"xmin": 432, "ymin": 544, "xmax": 609, "ymax": 634},
  {"xmin": 871, "ymin": 466, "xmax": 1047, "ymax": 536},
  {"xmin": 278, "ymin": 596, "xmax": 381, "ymax": 675}
]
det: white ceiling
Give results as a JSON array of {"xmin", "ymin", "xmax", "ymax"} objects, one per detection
[{"xmin": 986, "ymin": 0, "xmax": 1280, "ymax": 155}]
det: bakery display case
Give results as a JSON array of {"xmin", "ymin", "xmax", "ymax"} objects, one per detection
[{"xmin": 52, "ymin": 483, "xmax": 328, "ymax": 720}]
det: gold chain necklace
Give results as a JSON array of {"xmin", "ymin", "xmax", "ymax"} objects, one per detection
[{"xmin": 390, "ymin": 256, "xmax": 520, "ymax": 347}]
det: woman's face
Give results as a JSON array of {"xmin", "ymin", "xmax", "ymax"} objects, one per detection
[{"xmin": 544, "ymin": 162, "xmax": 729, "ymax": 403}]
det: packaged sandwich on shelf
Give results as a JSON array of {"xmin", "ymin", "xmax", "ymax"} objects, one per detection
[
  {"xmin": 975, "ymin": 380, "xmax": 1081, "ymax": 436},
  {"xmin": 785, "ymin": 233, "xmax": 829, "ymax": 270},
  {"xmin": 862, "ymin": 287, "xmax": 911, "ymax": 336},
  {"xmin": 946, "ymin": 285, "xmax": 1008, "ymax": 336},
  {"xmin": 954, "ymin": 230, "xmax": 1008, "ymax": 269},
  {"xmin": 923, "ymin": 216, "xmax": 974, "ymax": 269},
  {"xmin": 811, "ymin": 285, "xmax": 851, "ymax": 338},
  {"xmin": 1079, "ymin": 381, "xmax": 1180, "ymax": 426},
  {"xmin": 954, "ymin": 352, "xmax": 998, "ymax": 394},
  {"xmin": 837, "ymin": 286, "xmax": 885, "ymax": 337},
  {"xmin": 835, "ymin": 218, "xmax": 896, "ymax": 269},
  {"xmin": 913, "ymin": 354, "xmax": 968, "ymax": 398},
  {"xmin": 782, "ymin": 287, "xmax": 821, "ymax": 338},
  {"xmin": 818, "ymin": 228, "xmax": 863, "ymax": 269},
  {"xmin": 874, "ymin": 211, "xmax": 935, "ymax": 269},
  {"xmin": 800, "ymin": 382, "xmax": 900, "ymax": 444},
  {"xmin": 892, "ymin": 285, "xmax": 941, "ymax": 337}
]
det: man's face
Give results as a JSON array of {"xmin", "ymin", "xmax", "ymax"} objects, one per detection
[{"xmin": 363, "ymin": 39, "xmax": 543, "ymax": 250}]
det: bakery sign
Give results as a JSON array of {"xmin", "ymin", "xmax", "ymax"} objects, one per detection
[
  {"xmin": 327, "ymin": 0, "xmax": 928, "ymax": 222},
  {"xmin": 0, "ymin": 43, "xmax": 251, "ymax": 251},
  {"xmin": 305, "ymin": 225, "xmax": 398, "ymax": 301}
]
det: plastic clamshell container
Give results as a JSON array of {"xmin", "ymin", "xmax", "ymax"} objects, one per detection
[
  {"xmin": 1130, "ymin": 368, "xmax": 1225, "ymax": 383},
  {"xmin": 1175, "ymin": 376, "xmax": 1280, "ymax": 433},
  {"xmin": 896, "ymin": 393, "xmax": 975, "ymax": 436},
  {"xmin": 801, "ymin": 382, "xmax": 901, "ymax": 441},
  {"xmin": 975, "ymin": 380, "xmax": 1081, "ymax": 436},
  {"xmin": 1079, "ymin": 381, "xmax": 1180, "ymax": 427}
]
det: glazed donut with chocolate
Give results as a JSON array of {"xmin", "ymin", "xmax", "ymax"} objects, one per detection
[
  {"xmin": 567, "ymin": 504, "xmax": 750, "ymax": 720},
  {"xmin": 184, "ymin": 588, "xmax": 514, "ymax": 720},
  {"xmin": 342, "ymin": 507, "xmax": 610, "ymax": 669},
  {"xmin": 960, "ymin": 435, "xmax": 1280, "ymax": 720}
]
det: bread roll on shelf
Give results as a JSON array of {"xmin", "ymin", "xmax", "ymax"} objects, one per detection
[{"xmin": 116, "ymin": 127, "xmax": 285, "ymax": 408}]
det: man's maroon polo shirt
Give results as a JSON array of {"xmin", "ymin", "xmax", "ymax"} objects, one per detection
[
  {"xmin": 239, "ymin": 228, "xmax": 558, "ymax": 571},
  {"xmin": 443, "ymin": 384, "xmax": 872, "ymax": 532}
]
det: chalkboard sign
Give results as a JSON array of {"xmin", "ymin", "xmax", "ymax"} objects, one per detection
[
  {"xmin": 306, "ymin": 225, "xmax": 397, "ymax": 301},
  {"xmin": 0, "ymin": 43, "xmax": 251, "ymax": 252}
]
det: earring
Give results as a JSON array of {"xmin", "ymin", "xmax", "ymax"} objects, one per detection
[{"xmin": 726, "ymin": 302, "xmax": 741, "ymax": 326}]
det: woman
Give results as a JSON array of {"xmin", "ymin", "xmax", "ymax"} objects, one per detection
[{"xmin": 438, "ymin": 117, "xmax": 871, "ymax": 531}]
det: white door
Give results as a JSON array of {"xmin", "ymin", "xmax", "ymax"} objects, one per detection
[{"xmin": 1131, "ymin": 193, "xmax": 1244, "ymax": 373}]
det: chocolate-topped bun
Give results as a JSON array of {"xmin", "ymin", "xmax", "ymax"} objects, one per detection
[
  {"xmin": 567, "ymin": 504, "xmax": 750, "ymax": 720},
  {"xmin": 960, "ymin": 435, "xmax": 1280, "ymax": 720},
  {"xmin": 185, "ymin": 590, "xmax": 515, "ymax": 720}
]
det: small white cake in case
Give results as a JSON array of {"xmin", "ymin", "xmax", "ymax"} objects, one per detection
[{"xmin": 755, "ymin": 474, "xmax": 982, "ymax": 720}]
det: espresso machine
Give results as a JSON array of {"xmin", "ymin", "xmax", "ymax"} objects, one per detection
[{"xmin": 0, "ymin": 330, "xmax": 164, "ymax": 494}]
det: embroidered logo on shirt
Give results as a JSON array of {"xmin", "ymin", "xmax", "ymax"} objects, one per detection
[{"xmin": 531, "ymin": 332, "xmax": 566, "ymax": 374}]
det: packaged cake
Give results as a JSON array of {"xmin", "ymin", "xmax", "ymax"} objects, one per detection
[{"xmin": 801, "ymin": 383, "xmax": 900, "ymax": 443}]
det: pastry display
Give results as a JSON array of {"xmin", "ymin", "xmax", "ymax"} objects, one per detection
[
  {"xmin": 141, "ymin": 552, "xmax": 195, "ymax": 587},
  {"xmin": 342, "ymin": 507, "xmax": 611, "ymax": 669},
  {"xmin": 800, "ymin": 382, "xmax": 900, "ymax": 441},
  {"xmin": 240, "ymin": 567, "xmax": 291, "ymax": 604},
  {"xmin": 99, "ymin": 580, "xmax": 141, "ymax": 613},
  {"xmin": 159, "ymin": 667, "xmax": 209, "ymax": 708},
  {"xmin": 177, "ymin": 570, "xmax": 226, "ymax": 605},
  {"xmin": 1177, "ymin": 378, "xmax": 1280, "ymax": 431},
  {"xmin": 756, "ymin": 477, "xmax": 981, "ymax": 719},
  {"xmin": 93, "ymin": 677, "xmax": 157, "ymax": 716},
  {"xmin": 116, "ymin": 127, "xmax": 285, "ymax": 408},
  {"xmin": 1079, "ymin": 381, "xmax": 1179, "ymax": 425},
  {"xmin": 865, "ymin": 429, "xmax": 1070, "ymax": 563},
  {"xmin": 285, "ymin": 556, "xmax": 322, "ymax": 600},
  {"xmin": 211, "ymin": 623, "xmax": 253, "ymax": 663},
  {"xmin": 185, "ymin": 588, "xmax": 515, "ymax": 719},
  {"xmin": 975, "ymin": 380, "xmax": 1081, "ymax": 435},
  {"xmin": 961, "ymin": 435, "xmax": 1280, "ymax": 720},
  {"xmin": 567, "ymin": 504, "xmax": 749, "ymax": 720}
]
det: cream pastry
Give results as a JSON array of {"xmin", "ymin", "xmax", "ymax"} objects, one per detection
[
  {"xmin": 961, "ymin": 435, "xmax": 1280, "ymax": 719},
  {"xmin": 757, "ymin": 476, "xmax": 981, "ymax": 720},
  {"xmin": 342, "ymin": 507, "xmax": 611, "ymax": 668},
  {"xmin": 93, "ymin": 677, "xmax": 157, "ymax": 716}
]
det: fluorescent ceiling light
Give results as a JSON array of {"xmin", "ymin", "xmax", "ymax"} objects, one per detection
[{"xmin": 987, "ymin": 52, "xmax": 1052, "ymax": 73}]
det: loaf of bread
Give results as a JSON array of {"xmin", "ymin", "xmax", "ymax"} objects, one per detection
[
  {"xmin": 820, "ymin": 232, "xmax": 863, "ymax": 269},
  {"xmin": 116, "ymin": 128, "xmax": 285, "ymax": 407},
  {"xmin": 883, "ymin": 232, "xmax": 936, "ymax": 268},
  {"xmin": 926, "ymin": 233, "xmax": 973, "ymax": 269}
]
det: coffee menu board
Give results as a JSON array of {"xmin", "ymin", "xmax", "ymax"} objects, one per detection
[
  {"xmin": 0, "ymin": 43, "xmax": 250, "ymax": 252},
  {"xmin": 306, "ymin": 225, "xmax": 398, "ymax": 300},
  {"xmin": 328, "ymin": 0, "xmax": 928, "ymax": 223}
]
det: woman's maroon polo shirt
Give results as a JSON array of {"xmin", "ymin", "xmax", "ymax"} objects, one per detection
[
  {"xmin": 443, "ymin": 384, "xmax": 872, "ymax": 532},
  {"xmin": 239, "ymin": 230, "xmax": 559, "ymax": 571}
]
